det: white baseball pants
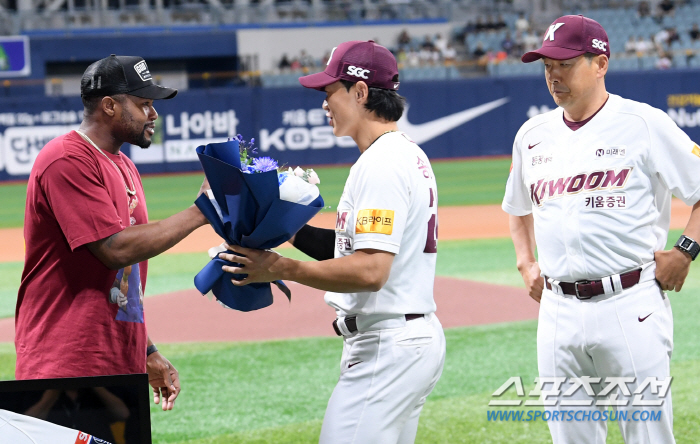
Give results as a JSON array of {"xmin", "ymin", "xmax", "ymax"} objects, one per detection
[
  {"xmin": 538, "ymin": 275, "xmax": 675, "ymax": 444},
  {"xmin": 319, "ymin": 313, "xmax": 446, "ymax": 444}
]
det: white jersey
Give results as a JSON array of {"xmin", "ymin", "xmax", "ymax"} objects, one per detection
[
  {"xmin": 0, "ymin": 409, "xmax": 109, "ymax": 444},
  {"xmin": 503, "ymin": 93, "xmax": 700, "ymax": 282},
  {"xmin": 325, "ymin": 131, "xmax": 439, "ymax": 316}
]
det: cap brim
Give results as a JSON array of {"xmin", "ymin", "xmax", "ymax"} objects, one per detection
[
  {"xmin": 299, "ymin": 71, "xmax": 339, "ymax": 91},
  {"xmin": 521, "ymin": 47, "xmax": 586, "ymax": 63},
  {"xmin": 128, "ymin": 84, "xmax": 178, "ymax": 100}
]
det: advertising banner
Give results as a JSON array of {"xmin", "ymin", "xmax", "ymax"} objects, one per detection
[{"xmin": 0, "ymin": 70, "xmax": 698, "ymax": 182}]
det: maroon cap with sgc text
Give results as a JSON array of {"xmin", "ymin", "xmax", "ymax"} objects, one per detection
[
  {"xmin": 299, "ymin": 40, "xmax": 400, "ymax": 91},
  {"xmin": 522, "ymin": 15, "xmax": 610, "ymax": 63}
]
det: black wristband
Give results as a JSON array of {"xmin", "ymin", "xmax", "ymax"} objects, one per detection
[
  {"xmin": 675, "ymin": 235, "xmax": 700, "ymax": 261},
  {"xmin": 146, "ymin": 344, "xmax": 158, "ymax": 356},
  {"xmin": 293, "ymin": 224, "xmax": 336, "ymax": 261}
]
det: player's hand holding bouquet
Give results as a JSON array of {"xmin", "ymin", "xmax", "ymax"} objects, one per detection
[{"xmin": 193, "ymin": 135, "xmax": 324, "ymax": 311}]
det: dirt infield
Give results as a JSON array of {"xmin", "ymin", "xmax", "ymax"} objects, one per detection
[
  {"xmin": 0, "ymin": 199, "xmax": 692, "ymax": 344},
  {"xmin": 1, "ymin": 199, "xmax": 693, "ymax": 262},
  {"xmin": 0, "ymin": 277, "xmax": 537, "ymax": 343}
]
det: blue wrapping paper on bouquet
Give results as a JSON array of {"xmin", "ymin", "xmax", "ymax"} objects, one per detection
[{"xmin": 193, "ymin": 139, "xmax": 324, "ymax": 311}]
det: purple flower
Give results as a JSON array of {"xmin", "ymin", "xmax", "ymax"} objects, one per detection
[{"xmin": 252, "ymin": 157, "xmax": 279, "ymax": 173}]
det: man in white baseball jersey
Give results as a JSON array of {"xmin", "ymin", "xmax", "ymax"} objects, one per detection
[
  {"xmin": 219, "ymin": 40, "xmax": 445, "ymax": 444},
  {"xmin": 503, "ymin": 14, "xmax": 700, "ymax": 444}
]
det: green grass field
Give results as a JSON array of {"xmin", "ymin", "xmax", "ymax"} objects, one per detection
[{"xmin": 1, "ymin": 159, "xmax": 699, "ymax": 443}]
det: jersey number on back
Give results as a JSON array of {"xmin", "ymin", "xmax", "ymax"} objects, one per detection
[{"xmin": 424, "ymin": 188, "xmax": 438, "ymax": 253}]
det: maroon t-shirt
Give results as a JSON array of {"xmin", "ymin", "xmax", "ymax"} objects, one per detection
[{"xmin": 16, "ymin": 130, "xmax": 149, "ymax": 379}]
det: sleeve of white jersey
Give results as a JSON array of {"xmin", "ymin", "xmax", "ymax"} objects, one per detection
[
  {"xmin": 646, "ymin": 109, "xmax": 700, "ymax": 206},
  {"xmin": 0, "ymin": 409, "xmax": 101, "ymax": 444},
  {"xmin": 350, "ymin": 153, "xmax": 410, "ymax": 255},
  {"xmin": 502, "ymin": 130, "xmax": 533, "ymax": 216}
]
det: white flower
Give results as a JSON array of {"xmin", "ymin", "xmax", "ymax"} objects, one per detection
[
  {"xmin": 294, "ymin": 166, "xmax": 305, "ymax": 177},
  {"xmin": 279, "ymin": 174, "xmax": 320, "ymax": 205},
  {"xmin": 307, "ymin": 170, "xmax": 320, "ymax": 185}
]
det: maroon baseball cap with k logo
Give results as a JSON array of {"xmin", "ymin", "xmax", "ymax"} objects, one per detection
[
  {"xmin": 522, "ymin": 15, "xmax": 610, "ymax": 63},
  {"xmin": 299, "ymin": 40, "xmax": 400, "ymax": 91}
]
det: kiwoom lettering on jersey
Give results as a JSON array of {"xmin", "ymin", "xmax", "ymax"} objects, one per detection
[
  {"xmin": 529, "ymin": 167, "xmax": 633, "ymax": 206},
  {"xmin": 356, "ymin": 209, "xmax": 394, "ymax": 235}
]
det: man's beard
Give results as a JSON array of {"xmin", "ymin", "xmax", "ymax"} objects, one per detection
[{"xmin": 120, "ymin": 110, "xmax": 152, "ymax": 148}]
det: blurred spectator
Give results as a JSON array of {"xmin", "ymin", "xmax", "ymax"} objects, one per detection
[
  {"xmin": 472, "ymin": 42, "xmax": 486, "ymax": 59},
  {"xmin": 654, "ymin": 28, "xmax": 670, "ymax": 49},
  {"xmin": 655, "ymin": 51, "xmax": 672, "ymax": 69},
  {"xmin": 625, "ymin": 36, "xmax": 637, "ymax": 54},
  {"xmin": 636, "ymin": 36, "xmax": 655, "ymax": 55},
  {"xmin": 290, "ymin": 57, "xmax": 301, "ymax": 71},
  {"xmin": 501, "ymin": 32, "xmax": 515, "ymax": 56},
  {"xmin": 421, "ymin": 35, "xmax": 435, "ymax": 51},
  {"xmin": 406, "ymin": 49, "xmax": 420, "ymax": 67},
  {"xmin": 299, "ymin": 50, "xmax": 315, "ymax": 69},
  {"xmin": 433, "ymin": 33, "xmax": 448, "ymax": 54},
  {"xmin": 658, "ymin": 0, "xmax": 675, "ymax": 17},
  {"xmin": 515, "ymin": 12, "xmax": 529, "ymax": 33},
  {"xmin": 690, "ymin": 23, "xmax": 700, "ymax": 42},
  {"xmin": 396, "ymin": 48, "xmax": 407, "ymax": 66},
  {"xmin": 442, "ymin": 44, "xmax": 457, "ymax": 65},
  {"xmin": 514, "ymin": 30, "xmax": 525, "ymax": 55},
  {"xmin": 494, "ymin": 15, "xmax": 507, "ymax": 30},
  {"xmin": 398, "ymin": 29, "xmax": 411, "ymax": 48},
  {"xmin": 419, "ymin": 46, "xmax": 434, "ymax": 65},
  {"xmin": 321, "ymin": 51, "xmax": 331, "ymax": 66},
  {"xmin": 523, "ymin": 30, "xmax": 540, "ymax": 52},
  {"xmin": 667, "ymin": 27, "xmax": 680, "ymax": 47},
  {"xmin": 278, "ymin": 54, "xmax": 291, "ymax": 70},
  {"xmin": 637, "ymin": 1, "xmax": 651, "ymax": 18}
]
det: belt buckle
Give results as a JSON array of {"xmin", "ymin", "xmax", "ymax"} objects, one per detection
[{"xmin": 574, "ymin": 280, "xmax": 592, "ymax": 300}]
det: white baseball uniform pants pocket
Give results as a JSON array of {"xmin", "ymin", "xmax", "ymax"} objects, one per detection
[
  {"xmin": 538, "ymin": 282, "xmax": 675, "ymax": 444},
  {"xmin": 319, "ymin": 314, "xmax": 446, "ymax": 444}
]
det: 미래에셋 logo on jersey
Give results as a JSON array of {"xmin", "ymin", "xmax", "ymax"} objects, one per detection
[
  {"xmin": 133, "ymin": 60, "xmax": 152, "ymax": 82},
  {"xmin": 530, "ymin": 167, "xmax": 633, "ymax": 206},
  {"xmin": 355, "ymin": 209, "xmax": 394, "ymax": 235},
  {"xmin": 595, "ymin": 147, "xmax": 626, "ymax": 158},
  {"xmin": 584, "ymin": 193, "xmax": 626, "ymax": 210}
]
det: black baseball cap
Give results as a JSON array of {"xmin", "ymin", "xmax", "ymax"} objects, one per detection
[{"xmin": 80, "ymin": 54, "xmax": 177, "ymax": 100}]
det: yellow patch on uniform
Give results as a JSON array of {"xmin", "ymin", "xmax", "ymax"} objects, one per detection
[
  {"xmin": 692, "ymin": 144, "xmax": 700, "ymax": 158},
  {"xmin": 356, "ymin": 209, "xmax": 394, "ymax": 235}
]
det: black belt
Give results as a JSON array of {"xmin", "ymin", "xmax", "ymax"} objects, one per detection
[
  {"xmin": 332, "ymin": 314, "xmax": 424, "ymax": 336},
  {"xmin": 545, "ymin": 268, "xmax": 642, "ymax": 299}
]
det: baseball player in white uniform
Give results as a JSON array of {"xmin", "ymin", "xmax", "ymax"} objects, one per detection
[
  {"xmin": 503, "ymin": 15, "xmax": 700, "ymax": 444},
  {"xmin": 218, "ymin": 40, "xmax": 445, "ymax": 443},
  {"xmin": 0, "ymin": 409, "xmax": 112, "ymax": 444}
]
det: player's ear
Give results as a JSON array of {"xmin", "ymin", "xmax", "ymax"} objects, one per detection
[
  {"xmin": 354, "ymin": 81, "xmax": 369, "ymax": 104},
  {"xmin": 102, "ymin": 96, "xmax": 118, "ymax": 118},
  {"xmin": 597, "ymin": 55, "xmax": 609, "ymax": 78}
]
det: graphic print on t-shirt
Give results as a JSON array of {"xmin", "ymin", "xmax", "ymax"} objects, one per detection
[{"xmin": 109, "ymin": 263, "xmax": 144, "ymax": 323}]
